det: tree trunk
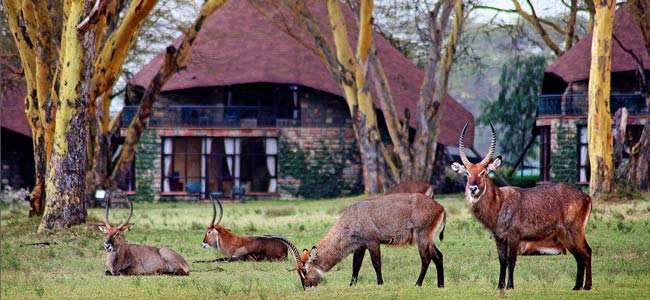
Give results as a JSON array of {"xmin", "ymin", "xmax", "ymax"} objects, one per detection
[
  {"xmin": 587, "ymin": 0, "xmax": 615, "ymax": 197},
  {"xmin": 627, "ymin": 0, "xmax": 650, "ymax": 190},
  {"xmin": 111, "ymin": 0, "xmax": 228, "ymax": 184},
  {"xmin": 39, "ymin": 0, "xmax": 94, "ymax": 231}
]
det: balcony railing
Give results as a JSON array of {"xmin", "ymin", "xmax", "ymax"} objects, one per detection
[
  {"xmin": 120, "ymin": 105, "xmax": 301, "ymax": 128},
  {"xmin": 538, "ymin": 93, "xmax": 648, "ymax": 116}
]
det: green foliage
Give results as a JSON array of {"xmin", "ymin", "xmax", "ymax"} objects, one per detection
[
  {"xmin": 493, "ymin": 171, "xmax": 539, "ymax": 188},
  {"xmin": 551, "ymin": 124, "xmax": 578, "ymax": 184},
  {"xmin": 478, "ymin": 55, "xmax": 547, "ymax": 163},
  {"xmin": 279, "ymin": 139, "xmax": 362, "ymax": 198}
]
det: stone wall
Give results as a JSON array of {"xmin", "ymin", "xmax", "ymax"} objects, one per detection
[{"xmin": 278, "ymin": 127, "xmax": 362, "ymax": 199}]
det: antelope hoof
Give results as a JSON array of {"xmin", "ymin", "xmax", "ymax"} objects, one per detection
[
  {"xmin": 104, "ymin": 271, "xmax": 112, "ymax": 276},
  {"xmin": 573, "ymin": 286, "xmax": 583, "ymax": 291}
]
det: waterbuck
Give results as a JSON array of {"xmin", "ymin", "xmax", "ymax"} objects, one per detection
[
  {"xmin": 97, "ymin": 199, "xmax": 190, "ymax": 276},
  {"xmin": 200, "ymin": 197, "xmax": 288, "ymax": 261},
  {"xmin": 385, "ymin": 180, "xmax": 434, "ymax": 198},
  {"xmin": 272, "ymin": 193, "xmax": 446, "ymax": 289},
  {"xmin": 449, "ymin": 123, "xmax": 592, "ymax": 290}
]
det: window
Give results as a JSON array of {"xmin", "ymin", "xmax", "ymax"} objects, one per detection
[
  {"xmin": 539, "ymin": 126, "xmax": 551, "ymax": 182},
  {"xmin": 162, "ymin": 137, "xmax": 278, "ymax": 197},
  {"xmin": 578, "ymin": 126, "xmax": 590, "ymax": 183}
]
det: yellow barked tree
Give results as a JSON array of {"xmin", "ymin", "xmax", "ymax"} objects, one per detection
[
  {"xmin": 587, "ymin": 0, "xmax": 615, "ymax": 197},
  {"xmin": 2, "ymin": 0, "xmax": 227, "ymax": 231}
]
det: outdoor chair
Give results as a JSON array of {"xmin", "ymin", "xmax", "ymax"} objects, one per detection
[{"xmin": 186, "ymin": 182, "xmax": 202, "ymax": 201}]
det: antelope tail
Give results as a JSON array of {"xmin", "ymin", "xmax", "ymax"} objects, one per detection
[{"xmin": 439, "ymin": 211, "xmax": 447, "ymax": 243}]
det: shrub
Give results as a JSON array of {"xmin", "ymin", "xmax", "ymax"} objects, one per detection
[{"xmin": 0, "ymin": 186, "xmax": 30, "ymax": 212}]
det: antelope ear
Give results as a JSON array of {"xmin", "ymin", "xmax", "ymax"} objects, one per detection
[
  {"xmin": 308, "ymin": 246, "xmax": 318, "ymax": 262},
  {"xmin": 97, "ymin": 225, "xmax": 108, "ymax": 233},
  {"xmin": 302, "ymin": 249, "xmax": 309, "ymax": 255},
  {"xmin": 450, "ymin": 162, "xmax": 468, "ymax": 175},
  {"xmin": 121, "ymin": 223, "xmax": 134, "ymax": 232},
  {"xmin": 487, "ymin": 156, "xmax": 502, "ymax": 172}
]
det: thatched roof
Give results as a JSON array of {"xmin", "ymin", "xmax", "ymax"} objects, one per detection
[
  {"xmin": 130, "ymin": 1, "xmax": 474, "ymax": 147},
  {"xmin": 546, "ymin": 4, "xmax": 650, "ymax": 83},
  {"xmin": 1, "ymin": 60, "xmax": 31, "ymax": 137}
]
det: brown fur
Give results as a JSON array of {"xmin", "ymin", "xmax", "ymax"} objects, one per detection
[
  {"xmin": 451, "ymin": 158, "xmax": 592, "ymax": 290},
  {"xmin": 385, "ymin": 180, "xmax": 434, "ymax": 198},
  {"xmin": 98, "ymin": 224, "xmax": 190, "ymax": 276},
  {"xmin": 281, "ymin": 193, "xmax": 446, "ymax": 289},
  {"xmin": 202, "ymin": 225, "xmax": 288, "ymax": 261}
]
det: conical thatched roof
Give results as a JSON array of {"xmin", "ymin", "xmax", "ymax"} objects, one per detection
[{"xmin": 131, "ymin": 1, "xmax": 474, "ymax": 147}]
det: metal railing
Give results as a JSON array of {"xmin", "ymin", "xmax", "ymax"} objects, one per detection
[
  {"xmin": 120, "ymin": 105, "xmax": 301, "ymax": 128},
  {"xmin": 538, "ymin": 93, "xmax": 648, "ymax": 116}
]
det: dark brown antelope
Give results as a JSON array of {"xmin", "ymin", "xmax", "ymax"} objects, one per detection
[
  {"xmin": 200, "ymin": 197, "xmax": 287, "ymax": 261},
  {"xmin": 97, "ymin": 199, "xmax": 190, "ymax": 276},
  {"xmin": 450, "ymin": 123, "xmax": 592, "ymax": 290},
  {"xmin": 272, "ymin": 193, "xmax": 446, "ymax": 289},
  {"xmin": 385, "ymin": 180, "xmax": 434, "ymax": 198}
]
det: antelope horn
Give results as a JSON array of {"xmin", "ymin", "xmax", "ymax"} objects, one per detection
[
  {"xmin": 104, "ymin": 198, "xmax": 111, "ymax": 227},
  {"xmin": 479, "ymin": 122, "xmax": 497, "ymax": 166},
  {"xmin": 458, "ymin": 121, "xmax": 471, "ymax": 166},
  {"xmin": 212, "ymin": 196, "xmax": 223, "ymax": 227},
  {"xmin": 210, "ymin": 194, "xmax": 217, "ymax": 227},
  {"xmin": 118, "ymin": 198, "xmax": 134, "ymax": 228},
  {"xmin": 266, "ymin": 235, "xmax": 301, "ymax": 268}
]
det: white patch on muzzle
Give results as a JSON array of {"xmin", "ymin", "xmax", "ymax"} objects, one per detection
[
  {"xmin": 201, "ymin": 242, "xmax": 211, "ymax": 249},
  {"xmin": 104, "ymin": 243, "xmax": 113, "ymax": 252},
  {"xmin": 467, "ymin": 186, "xmax": 486, "ymax": 204}
]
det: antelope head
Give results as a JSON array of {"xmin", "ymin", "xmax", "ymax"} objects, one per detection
[
  {"xmin": 450, "ymin": 122, "xmax": 502, "ymax": 203},
  {"xmin": 202, "ymin": 196, "xmax": 224, "ymax": 249},
  {"xmin": 97, "ymin": 199, "xmax": 134, "ymax": 253},
  {"xmin": 272, "ymin": 237, "xmax": 322, "ymax": 289}
]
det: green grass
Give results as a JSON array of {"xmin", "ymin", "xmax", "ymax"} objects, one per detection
[{"xmin": 2, "ymin": 194, "xmax": 650, "ymax": 299}]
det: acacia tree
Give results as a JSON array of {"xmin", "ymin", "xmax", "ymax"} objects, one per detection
[
  {"xmin": 476, "ymin": 0, "xmax": 595, "ymax": 57},
  {"xmin": 254, "ymin": 0, "xmax": 465, "ymax": 193},
  {"xmin": 477, "ymin": 55, "xmax": 546, "ymax": 164},
  {"xmin": 2, "ymin": 0, "xmax": 227, "ymax": 231},
  {"xmin": 587, "ymin": 0, "xmax": 615, "ymax": 196},
  {"xmin": 626, "ymin": 0, "xmax": 650, "ymax": 190}
]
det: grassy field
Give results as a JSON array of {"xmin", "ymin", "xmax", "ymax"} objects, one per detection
[{"xmin": 2, "ymin": 194, "xmax": 650, "ymax": 300}]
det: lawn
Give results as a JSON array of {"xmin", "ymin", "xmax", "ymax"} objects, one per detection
[{"xmin": 2, "ymin": 194, "xmax": 650, "ymax": 300}]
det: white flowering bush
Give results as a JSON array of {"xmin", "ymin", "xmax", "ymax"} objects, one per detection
[{"xmin": 1, "ymin": 186, "xmax": 30, "ymax": 212}]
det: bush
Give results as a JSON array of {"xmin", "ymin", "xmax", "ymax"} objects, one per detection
[{"xmin": 0, "ymin": 186, "xmax": 30, "ymax": 212}]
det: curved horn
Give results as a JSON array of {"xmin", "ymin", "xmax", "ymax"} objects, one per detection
[
  {"xmin": 210, "ymin": 194, "xmax": 217, "ymax": 227},
  {"xmin": 267, "ymin": 235, "xmax": 301, "ymax": 267},
  {"xmin": 479, "ymin": 122, "xmax": 497, "ymax": 166},
  {"xmin": 104, "ymin": 199, "xmax": 111, "ymax": 227},
  {"xmin": 458, "ymin": 122, "xmax": 471, "ymax": 166},
  {"xmin": 214, "ymin": 196, "xmax": 223, "ymax": 227},
  {"xmin": 118, "ymin": 198, "xmax": 134, "ymax": 228}
]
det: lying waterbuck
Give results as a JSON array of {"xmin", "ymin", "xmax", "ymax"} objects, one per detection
[
  {"xmin": 385, "ymin": 180, "xmax": 434, "ymax": 198},
  {"xmin": 272, "ymin": 193, "xmax": 446, "ymax": 289},
  {"xmin": 201, "ymin": 197, "xmax": 287, "ymax": 261},
  {"xmin": 450, "ymin": 123, "xmax": 592, "ymax": 290},
  {"xmin": 97, "ymin": 199, "xmax": 189, "ymax": 276}
]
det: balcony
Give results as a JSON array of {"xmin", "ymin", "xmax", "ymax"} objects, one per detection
[
  {"xmin": 120, "ymin": 105, "xmax": 301, "ymax": 128},
  {"xmin": 538, "ymin": 93, "xmax": 648, "ymax": 116}
]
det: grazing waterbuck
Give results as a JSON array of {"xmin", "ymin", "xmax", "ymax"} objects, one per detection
[
  {"xmin": 97, "ymin": 199, "xmax": 189, "ymax": 276},
  {"xmin": 449, "ymin": 123, "xmax": 592, "ymax": 290},
  {"xmin": 201, "ymin": 197, "xmax": 288, "ymax": 261},
  {"xmin": 273, "ymin": 193, "xmax": 446, "ymax": 289}
]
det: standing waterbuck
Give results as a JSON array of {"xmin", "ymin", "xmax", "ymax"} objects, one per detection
[
  {"xmin": 272, "ymin": 193, "xmax": 446, "ymax": 289},
  {"xmin": 97, "ymin": 199, "xmax": 190, "ymax": 275},
  {"xmin": 201, "ymin": 197, "xmax": 287, "ymax": 261},
  {"xmin": 449, "ymin": 123, "xmax": 592, "ymax": 290}
]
